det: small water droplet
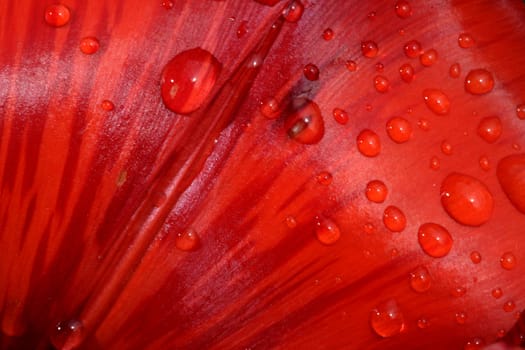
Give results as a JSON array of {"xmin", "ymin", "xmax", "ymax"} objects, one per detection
[
  {"xmin": 49, "ymin": 319, "xmax": 84, "ymax": 350},
  {"xmin": 162, "ymin": 0, "xmax": 174, "ymax": 9},
  {"xmin": 386, "ymin": 116, "xmax": 412, "ymax": 143},
  {"xmin": 322, "ymin": 28, "xmax": 334, "ymax": 41},
  {"xmin": 282, "ymin": 0, "xmax": 304, "ymax": 23},
  {"xmin": 383, "ymin": 205, "xmax": 407, "ymax": 232},
  {"xmin": 236, "ymin": 20, "xmax": 249, "ymax": 38},
  {"xmin": 363, "ymin": 222, "xmax": 376, "ymax": 234},
  {"xmin": 44, "ymin": 4, "xmax": 71, "ymax": 27},
  {"xmin": 365, "ymin": 180, "xmax": 388, "ymax": 203},
  {"xmin": 464, "ymin": 337, "xmax": 486, "ymax": 350},
  {"xmin": 440, "ymin": 173, "xmax": 494, "ymax": 226},
  {"xmin": 160, "ymin": 48, "xmax": 222, "ymax": 114},
  {"xmin": 517, "ymin": 103, "xmax": 525, "ymax": 120},
  {"xmin": 260, "ymin": 97, "xmax": 280, "ymax": 119},
  {"xmin": 503, "ymin": 300, "xmax": 516, "ymax": 312},
  {"xmin": 441, "ymin": 140, "xmax": 453, "ymax": 155},
  {"xmin": 465, "ymin": 69, "xmax": 495, "ymax": 95},
  {"xmin": 369, "ymin": 299, "xmax": 405, "ymax": 338},
  {"xmin": 285, "ymin": 215, "xmax": 297, "ymax": 228},
  {"xmin": 452, "ymin": 286, "xmax": 467, "ymax": 297},
  {"xmin": 449, "ymin": 63, "xmax": 461, "ymax": 78},
  {"xmin": 284, "ymin": 98, "xmax": 325, "ymax": 144},
  {"xmin": 367, "ymin": 11, "xmax": 377, "ymax": 20},
  {"xmin": 175, "ymin": 228, "xmax": 200, "ymax": 251},
  {"xmin": 419, "ymin": 49, "xmax": 438, "ymax": 67},
  {"xmin": 357, "ymin": 129, "xmax": 381, "ymax": 157},
  {"xmin": 479, "ymin": 156, "xmax": 490, "ymax": 171},
  {"xmin": 101, "ymin": 100, "xmax": 115, "ymax": 111},
  {"xmin": 496, "ymin": 154, "xmax": 525, "ymax": 214},
  {"xmin": 417, "ymin": 317, "xmax": 430, "ymax": 329},
  {"xmin": 500, "ymin": 252, "xmax": 517, "ymax": 270},
  {"xmin": 404, "ymin": 40, "xmax": 422, "ymax": 58},
  {"xmin": 345, "ymin": 60, "xmax": 357, "ymax": 72},
  {"xmin": 423, "ymin": 89, "xmax": 450, "ymax": 115},
  {"xmin": 373, "ymin": 75, "xmax": 390, "ymax": 93},
  {"xmin": 458, "ymin": 33, "xmax": 475, "ymax": 48},
  {"xmin": 455, "ymin": 311, "xmax": 468, "ymax": 325},
  {"xmin": 79, "ymin": 37, "xmax": 100, "ymax": 55},
  {"xmin": 361, "ymin": 41, "xmax": 379, "ymax": 58},
  {"xmin": 470, "ymin": 251, "xmax": 482, "ymax": 264},
  {"xmin": 497, "ymin": 329, "xmax": 506, "ymax": 338},
  {"xmin": 477, "ymin": 116, "xmax": 502, "ymax": 143},
  {"xmin": 303, "ymin": 63, "xmax": 320, "ymax": 81},
  {"xmin": 418, "ymin": 118, "xmax": 430, "ymax": 131},
  {"xmin": 430, "ymin": 156, "xmax": 440, "ymax": 170},
  {"xmin": 316, "ymin": 171, "xmax": 333, "ymax": 185},
  {"xmin": 492, "ymin": 287, "xmax": 503, "ymax": 299},
  {"xmin": 315, "ymin": 216, "xmax": 341, "ymax": 245},
  {"xmin": 332, "ymin": 108, "xmax": 349, "ymax": 125},
  {"xmin": 399, "ymin": 63, "xmax": 415, "ymax": 83},
  {"xmin": 418, "ymin": 223, "xmax": 453, "ymax": 258},
  {"xmin": 394, "ymin": 0, "xmax": 412, "ymax": 18},
  {"xmin": 409, "ymin": 265, "xmax": 432, "ymax": 292}
]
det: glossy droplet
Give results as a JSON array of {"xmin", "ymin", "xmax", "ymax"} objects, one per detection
[
  {"xmin": 383, "ymin": 206, "xmax": 407, "ymax": 232},
  {"xmin": 285, "ymin": 98, "xmax": 324, "ymax": 144},
  {"xmin": 236, "ymin": 20, "xmax": 248, "ymax": 38},
  {"xmin": 101, "ymin": 100, "xmax": 115, "ymax": 111},
  {"xmin": 458, "ymin": 33, "xmax": 475, "ymax": 48},
  {"xmin": 465, "ymin": 69, "xmax": 495, "ymax": 95},
  {"xmin": 49, "ymin": 319, "xmax": 84, "ymax": 350},
  {"xmin": 395, "ymin": 0, "xmax": 412, "ymax": 18},
  {"xmin": 470, "ymin": 251, "xmax": 482, "ymax": 264},
  {"xmin": 367, "ymin": 11, "xmax": 376, "ymax": 20},
  {"xmin": 456, "ymin": 311, "xmax": 468, "ymax": 324},
  {"xmin": 440, "ymin": 173, "xmax": 494, "ymax": 226},
  {"xmin": 404, "ymin": 40, "xmax": 422, "ymax": 58},
  {"xmin": 418, "ymin": 118, "xmax": 430, "ymax": 131},
  {"xmin": 374, "ymin": 75, "xmax": 390, "ymax": 93},
  {"xmin": 282, "ymin": 1, "xmax": 304, "ymax": 22},
  {"xmin": 479, "ymin": 156, "xmax": 490, "ymax": 171},
  {"xmin": 504, "ymin": 300, "xmax": 516, "ymax": 312},
  {"xmin": 477, "ymin": 116, "xmax": 502, "ymax": 143},
  {"xmin": 417, "ymin": 318, "xmax": 430, "ymax": 329},
  {"xmin": 361, "ymin": 41, "xmax": 379, "ymax": 58},
  {"xmin": 322, "ymin": 28, "xmax": 334, "ymax": 41},
  {"xmin": 399, "ymin": 63, "xmax": 415, "ymax": 83},
  {"xmin": 160, "ymin": 47, "xmax": 222, "ymax": 114},
  {"xmin": 363, "ymin": 222, "xmax": 376, "ymax": 234},
  {"xmin": 386, "ymin": 117, "xmax": 412, "ymax": 143},
  {"xmin": 420, "ymin": 49, "xmax": 438, "ymax": 67},
  {"xmin": 418, "ymin": 223, "xmax": 453, "ymax": 258},
  {"xmin": 260, "ymin": 97, "xmax": 280, "ymax": 119},
  {"xmin": 366, "ymin": 180, "xmax": 388, "ymax": 203},
  {"xmin": 357, "ymin": 129, "xmax": 381, "ymax": 157},
  {"xmin": 345, "ymin": 60, "xmax": 357, "ymax": 72},
  {"xmin": 500, "ymin": 252, "xmax": 517, "ymax": 270},
  {"xmin": 175, "ymin": 228, "xmax": 200, "ymax": 251},
  {"xmin": 441, "ymin": 140, "xmax": 453, "ymax": 155},
  {"xmin": 370, "ymin": 299, "xmax": 405, "ymax": 338},
  {"xmin": 496, "ymin": 154, "xmax": 525, "ymax": 214},
  {"xmin": 303, "ymin": 63, "xmax": 320, "ymax": 81},
  {"xmin": 449, "ymin": 63, "xmax": 461, "ymax": 78},
  {"xmin": 332, "ymin": 108, "xmax": 349, "ymax": 125},
  {"xmin": 517, "ymin": 103, "xmax": 525, "ymax": 120},
  {"xmin": 423, "ymin": 89, "xmax": 450, "ymax": 115},
  {"xmin": 315, "ymin": 216, "xmax": 341, "ymax": 245},
  {"xmin": 285, "ymin": 215, "xmax": 297, "ymax": 228},
  {"xmin": 316, "ymin": 171, "xmax": 333, "ymax": 186},
  {"xmin": 464, "ymin": 337, "xmax": 486, "ymax": 350},
  {"xmin": 79, "ymin": 37, "xmax": 100, "ymax": 55},
  {"xmin": 162, "ymin": 0, "xmax": 174, "ymax": 9},
  {"xmin": 492, "ymin": 287, "xmax": 503, "ymax": 299},
  {"xmin": 44, "ymin": 4, "xmax": 71, "ymax": 27},
  {"xmin": 430, "ymin": 156, "xmax": 440, "ymax": 170},
  {"xmin": 409, "ymin": 265, "xmax": 432, "ymax": 293}
]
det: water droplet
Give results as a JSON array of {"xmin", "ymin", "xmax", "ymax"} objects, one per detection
[
  {"xmin": 479, "ymin": 156, "xmax": 490, "ymax": 171},
  {"xmin": 440, "ymin": 173, "xmax": 494, "ymax": 226},
  {"xmin": 452, "ymin": 286, "xmax": 467, "ymax": 297},
  {"xmin": 394, "ymin": 0, "xmax": 412, "ymax": 18},
  {"xmin": 477, "ymin": 116, "xmax": 502, "ymax": 143},
  {"xmin": 391, "ymin": 248, "xmax": 400, "ymax": 258},
  {"xmin": 423, "ymin": 89, "xmax": 450, "ymax": 115},
  {"xmin": 254, "ymin": 0, "xmax": 280, "ymax": 5},
  {"xmin": 303, "ymin": 63, "xmax": 320, "ymax": 81},
  {"xmin": 260, "ymin": 97, "xmax": 280, "ymax": 119},
  {"xmin": 449, "ymin": 63, "xmax": 461, "ymax": 78},
  {"xmin": 44, "ymin": 4, "xmax": 71, "ymax": 27},
  {"xmin": 465, "ymin": 69, "xmax": 495, "ymax": 95},
  {"xmin": 383, "ymin": 205, "xmax": 407, "ymax": 232},
  {"xmin": 316, "ymin": 171, "xmax": 333, "ymax": 186},
  {"xmin": 315, "ymin": 216, "xmax": 341, "ymax": 245},
  {"xmin": 160, "ymin": 48, "xmax": 222, "ymax": 114},
  {"xmin": 101, "ymin": 100, "xmax": 115, "ymax": 111},
  {"xmin": 365, "ymin": 180, "xmax": 388, "ymax": 203},
  {"xmin": 162, "ymin": 0, "xmax": 174, "ymax": 9},
  {"xmin": 492, "ymin": 287, "xmax": 503, "ymax": 299},
  {"xmin": 361, "ymin": 41, "xmax": 379, "ymax": 58},
  {"xmin": 497, "ymin": 329, "xmax": 506, "ymax": 338},
  {"xmin": 456, "ymin": 311, "xmax": 468, "ymax": 325},
  {"xmin": 404, "ymin": 40, "xmax": 422, "ymax": 58},
  {"xmin": 345, "ymin": 60, "xmax": 357, "ymax": 72},
  {"xmin": 236, "ymin": 20, "xmax": 249, "ymax": 38},
  {"xmin": 373, "ymin": 75, "xmax": 390, "ymax": 93},
  {"xmin": 386, "ymin": 116, "xmax": 412, "ymax": 143},
  {"xmin": 79, "ymin": 37, "xmax": 100, "ymax": 55},
  {"xmin": 470, "ymin": 251, "xmax": 482, "ymax": 264},
  {"xmin": 409, "ymin": 265, "xmax": 432, "ymax": 292},
  {"xmin": 282, "ymin": 1, "xmax": 304, "ymax": 23},
  {"xmin": 496, "ymin": 154, "xmax": 525, "ymax": 214},
  {"xmin": 175, "ymin": 228, "xmax": 200, "ymax": 251},
  {"xmin": 517, "ymin": 103, "xmax": 525, "ymax": 120},
  {"xmin": 399, "ymin": 63, "xmax": 415, "ymax": 83},
  {"xmin": 418, "ymin": 118, "xmax": 430, "ymax": 131},
  {"xmin": 284, "ymin": 98, "xmax": 325, "ymax": 144},
  {"xmin": 504, "ymin": 300, "xmax": 516, "ymax": 312},
  {"xmin": 49, "ymin": 319, "xmax": 84, "ymax": 350},
  {"xmin": 285, "ymin": 215, "xmax": 297, "ymax": 228},
  {"xmin": 367, "ymin": 11, "xmax": 377, "ymax": 20},
  {"xmin": 430, "ymin": 156, "xmax": 440, "ymax": 170},
  {"xmin": 500, "ymin": 252, "xmax": 517, "ymax": 270},
  {"xmin": 418, "ymin": 223, "xmax": 453, "ymax": 258},
  {"xmin": 417, "ymin": 317, "xmax": 430, "ymax": 329},
  {"xmin": 356, "ymin": 129, "xmax": 381, "ymax": 157},
  {"xmin": 441, "ymin": 140, "xmax": 453, "ymax": 155},
  {"xmin": 458, "ymin": 33, "xmax": 475, "ymax": 48},
  {"xmin": 332, "ymin": 108, "xmax": 349, "ymax": 125},
  {"xmin": 322, "ymin": 28, "xmax": 334, "ymax": 41},
  {"xmin": 363, "ymin": 222, "xmax": 376, "ymax": 234},
  {"xmin": 464, "ymin": 337, "xmax": 486, "ymax": 350},
  {"xmin": 369, "ymin": 299, "xmax": 405, "ymax": 338},
  {"xmin": 419, "ymin": 49, "xmax": 438, "ymax": 67}
]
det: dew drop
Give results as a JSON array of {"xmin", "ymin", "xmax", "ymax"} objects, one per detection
[
  {"xmin": 500, "ymin": 252, "xmax": 517, "ymax": 270},
  {"xmin": 419, "ymin": 49, "xmax": 438, "ymax": 67},
  {"xmin": 315, "ymin": 216, "xmax": 341, "ymax": 245},
  {"xmin": 175, "ymin": 228, "xmax": 200, "ymax": 251},
  {"xmin": 417, "ymin": 318, "xmax": 430, "ymax": 329},
  {"xmin": 370, "ymin": 299, "xmax": 405, "ymax": 338},
  {"xmin": 345, "ymin": 60, "xmax": 357, "ymax": 72},
  {"xmin": 303, "ymin": 63, "xmax": 320, "ymax": 81},
  {"xmin": 101, "ymin": 100, "xmax": 115, "ymax": 111},
  {"xmin": 440, "ymin": 173, "xmax": 494, "ymax": 226},
  {"xmin": 423, "ymin": 89, "xmax": 450, "ymax": 115},
  {"xmin": 441, "ymin": 140, "xmax": 453, "ymax": 155},
  {"xmin": 365, "ymin": 180, "xmax": 388, "ymax": 203},
  {"xmin": 418, "ymin": 223, "xmax": 453, "ymax": 258},
  {"xmin": 374, "ymin": 75, "xmax": 390, "ymax": 93},
  {"xmin": 44, "ymin": 4, "xmax": 71, "ymax": 27},
  {"xmin": 356, "ymin": 129, "xmax": 381, "ymax": 157},
  {"xmin": 479, "ymin": 156, "xmax": 490, "ymax": 171},
  {"xmin": 282, "ymin": 0, "xmax": 304, "ymax": 23},
  {"xmin": 477, "ymin": 116, "xmax": 502, "ymax": 143},
  {"xmin": 409, "ymin": 265, "xmax": 432, "ymax": 293},
  {"xmin": 284, "ymin": 98, "xmax": 325, "ymax": 144},
  {"xmin": 332, "ymin": 108, "xmax": 349, "ymax": 125},
  {"xmin": 160, "ymin": 47, "xmax": 222, "ymax": 114},
  {"xmin": 465, "ymin": 69, "xmax": 495, "ymax": 95},
  {"xmin": 430, "ymin": 156, "xmax": 440, "ymax": 170},
  {"xmin": 470, "ymin": 251, "xmax": 482, "ymax": 264},
  {"xmin": 404, "ymin": 40, "xmax": 422, "ymax": 58},
  {"xmin": 504, "ymin": 300, "xmax": 516, "ymax": 312},
  {"xmin": 236, "ymin": 20, "xmax": 248, "ymax": 38},
  {"xmin": 316, "ymin": 171, "xmax": 333, "ymax": 186},
  {"xmin": 458, "ymin": 33, "xmax": 475, "ymax": 48},
  {"xmin": 49, "ymin": 319, "xmax": 84, "ymax": 350},
  {"xmin": 449, "ymin": 63, "xmax": 461, "ymax": 78},
  {"xmin": 386, "ymin": 116, "xmax": 412, "ymax": 143},
  {"xmin": 399, "ymin": 63, "xmax": 415, "ymax": 83},
  {"xmin": 260, "ymin": 97, "xmax": 280, "ymax": 119},
  {"xmin": 394, "ymin": 0, "xmax": 412, "ymax": 18},
  {"xmin": 322, "ymin": 28, "xmax": 334, "ymax": 41},
  {"xmin": 492, "ymin": 287, "xmax": 503, "ymax": 299},
  {"xmin": 455, "ymin": 311, "xmax": 468, "ymax": 325},
  {"xmin": 517, "ymin": 103, "xmax": 525, "ymax": 120},
  {"xmin": 361, "ymin": 41, "xmax": 379, "ymax": 58},
  {"xmin": 162, "ymin": 0, "xmax": 174, "ymax": 9},
  {"xmin": 79, "ymin": 37, "xmax": 100, "ymax": 55},
  {"xmin": 285, "ymin": 215, "xmax": 297, "ymax": 228},
  {"xmin": 464, "ymin": 337, "xmax": 486, "ymax": 350},
  {"xmin": 496, "ymin": 154, "xmax": 525, "ymax": 214},
  {"xmin": 383, "ymin": 205, "xmax": 407, "ymax": 232}
]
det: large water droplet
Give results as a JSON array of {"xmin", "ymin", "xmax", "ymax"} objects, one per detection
[
  {"xmin": 477, "ymin": 116, "xmax": 502, "ymax": 143},
  {"xmin": 492, "ymin": 287, "xmax": 503, "ymax": 299},
  {"xmin": 440, "ymin": 173, "xmax": 494, "ymax": 226},
  {"xmin": 160, "ymin": 48, "xmax": 222, "ymax": 114},
  {"xmin": 49, "ymin": 319, "xmax": 84, "ymax": 350},
  {"xmin": 282, "ymin": 1, "xmax": 304, "ymax": 23},
  {"xmin": 366, "ymin": 180, "xmax": 388, "ymax": 203},
  {"xmin": 500, "ymin": 252, "xmax": 517, "ymax": 270},
  {"xmin": 260, "ymin": 97, "xmax": 280, "ymax": 119},
  {"xmin": 418, "ymin": 223, "xmax": 453, "ymax": 258},
  {"xmin": 394, "ymin": 0, "xmax": 412, "ymax": 18},
  {"xmin": 316, "ymin": 171, "xmax": 333, "ymax": 186},
  {"xmin": 44, "ymin": 4, "xmax": 71, "ymax": 27},
  {"xmin": 315, "ymin": 216, "xmax": 341, "ymax": 245},
  {"xmin": 403, "ymin": 40, "xmax": 422, "ymax": 58},
  {"xmin": 449, "ymin": 63, "xmax": 461, "ymax": 78},
  {"xmin": 423, "ymin": 89, "xmax": 450, "ymax": 115},
  {"xmin": 79, "ymin": 37, "xmax": 100, "ymax": 55},
  {"xmin": 303, "ymin": 63, "xmax": 320, "ymax": 81},
  {"xmin": 419, "ymin": 49, "xmax": 438, "ymax": 67},
  {"xmin": 496, "ymin": 154, "xmax": 525, "ymax": 214},
  {"xmin": 458, "ymin": 33, "xmax": 475, "ymax": 48},
  {"xmin": 369, "ymin": 299, "xmax": 405, "ymax": 338},
  {"xmin": 361, "ymin": 41, "xmax": 379, "ymax": 58},
  {"xmin": 409, "ymin": 265, "xmax": 432, "ymax": 292},
  {"xmin": 357, "ymin": 129, "xmax": 381, "ymax": 157},
  {"xmin": 386, "ymin": 116, "xmax": 412, "ymax": 143},
  {"xmin": 399, "ymin": 63, "xmax": 415, "ymax": 83},
  {"xmin": 322, "ymin": 28, "xmax": 334, "ymax": 41},
  {"xmin": 383, "ymin": 205, "xmax": 407, "ymax": 232},
  {"xmin": 332, "ymin": 108, "xmax": 349, "ymax": 125},
  {"xmin": 503, "ymin": 300, "xmax": 516, "ymax": 312},
  {"xmin": 374, "ymin": 75, "xmax": 390, "ymax": 93},
  {"xmin": 470, "ymin": 251, "xmax": 482, "ymax": 264},
  {"xmin": 284, "ymin": 98, "xmax": 325, "ymax": 144},
  {"xmin": 175, "ymin": 228, "xmax": 200, "ymax": 251},
  {"xmin": 465, "ymin": 69, "xmax": 495, "ymax": 95}
]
